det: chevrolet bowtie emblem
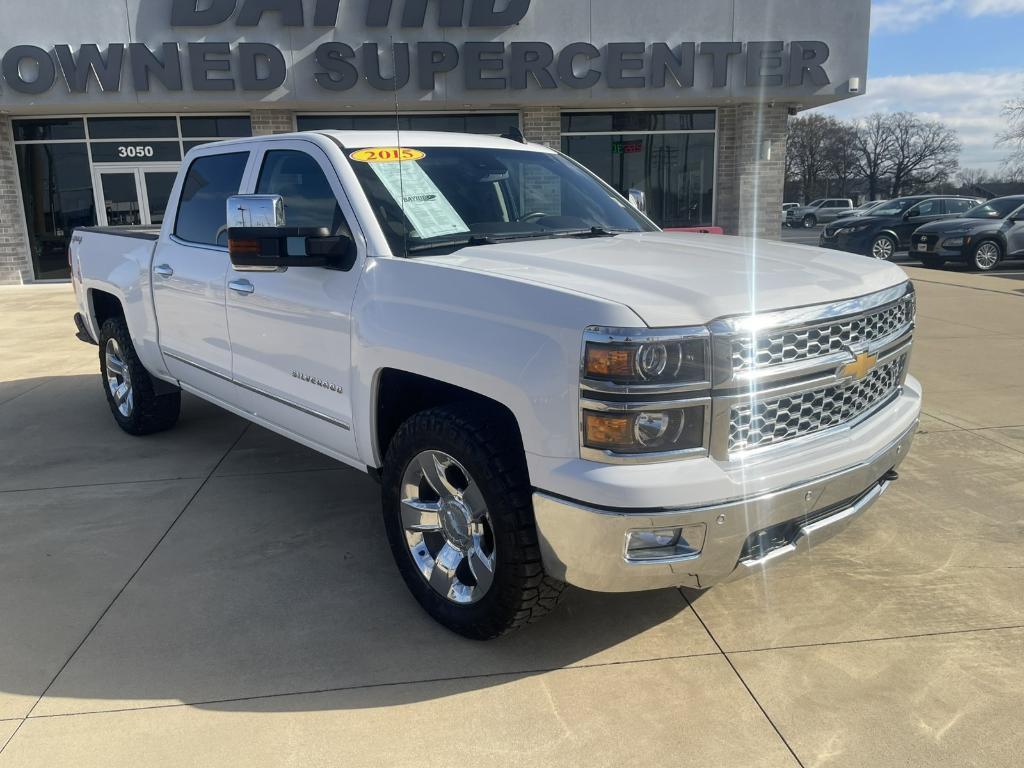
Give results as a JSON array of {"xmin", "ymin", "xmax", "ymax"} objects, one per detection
[{"xmin": 839, "ymin": 352, "xmax": 878, "ymax": 381}]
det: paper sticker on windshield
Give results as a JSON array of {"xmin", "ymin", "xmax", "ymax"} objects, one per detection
[
  {"xmin": 367, "ymin": 160, "xmax": 470, "ymax": 240},
  {"xmin": 349, "ymin": 147, "xmax": 426, "ymax": 163}
]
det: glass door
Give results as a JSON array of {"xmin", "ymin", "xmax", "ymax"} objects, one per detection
[{"xmin": 93, "ymin": 164, "xmax": 180, "ymax": 227}]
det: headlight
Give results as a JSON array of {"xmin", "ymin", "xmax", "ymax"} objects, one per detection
[
  {"xmin": 838, "ymin": 224, "xmax": 869, "ymax": 235},
  {"xmin": 582, "ymin": 404, "xmax": 707, "ymax": 455},
  {"xmin": 581, "ymin": 327, "xmax": 711, "ymax": 462},
  {"xmin": 942, "ymin": 237, "xmax": 967, "ymax": 247},
  {"xmin": 583, "ymin": 329, "xmax": 709, "ymax": 386}
]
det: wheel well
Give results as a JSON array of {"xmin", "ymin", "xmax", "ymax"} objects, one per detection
[
  {"xmin": 90, "ymin": 290, "xmax": 124, "ymax": 328},
  {"xmin": 374, "ymin": 369, "xmax": 523, "ymax": 467}
]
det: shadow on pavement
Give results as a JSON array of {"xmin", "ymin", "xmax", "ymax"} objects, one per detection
[{"xmin": 0, "ymin": 374, "xmax": 700, "ymax": 717}]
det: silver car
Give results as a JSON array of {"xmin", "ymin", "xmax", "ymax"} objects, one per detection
[{"xmin": 785, "ymin": 198, "xmax": 855, "ymax": 228}]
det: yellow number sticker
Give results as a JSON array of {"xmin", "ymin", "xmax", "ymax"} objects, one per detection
[{"xmin": 349, "ymin": 147, "xmax": 426, "ymax": 163}]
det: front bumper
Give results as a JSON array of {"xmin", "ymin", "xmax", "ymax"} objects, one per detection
[
  {"xmin": 910, "ymin": 235, "xmax": 968, "ymax": 261},
  {"xmin": 533, "ymin": 419, "xmax": 918, "ymax": 592}
]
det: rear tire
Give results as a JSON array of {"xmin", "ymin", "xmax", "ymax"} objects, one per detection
[
  {"xmin": 802, "ymin": 215, "xmax": 817, "ymax": 228},
  {"xmin": 381, "ymin": 402, "xmax": 564, "ymax": 640},
  {"xmin": 98, "ymin": 317, "xmax": 180, "ymax": 436}
]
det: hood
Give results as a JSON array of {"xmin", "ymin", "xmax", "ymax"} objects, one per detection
[
  {"xmin": 421, "ymin": 232, "xmax": 908, "ymax": 327},
  {"xmin": 914, "ymin": 217, "xmax": 994, "ymax": 235}
]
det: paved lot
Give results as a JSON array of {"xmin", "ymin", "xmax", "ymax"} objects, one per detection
[{"xmin": 1, "ymin": 268, "xmax": 1023, "ymax": 767}]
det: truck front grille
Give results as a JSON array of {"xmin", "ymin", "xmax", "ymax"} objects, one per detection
[
  {"xmin": 730, "ymin": 292, "xmax": 915, "ymax": 372},
  {"xmin": 728, "ymin": 353, "xmax": 908, "ymax": 452}
]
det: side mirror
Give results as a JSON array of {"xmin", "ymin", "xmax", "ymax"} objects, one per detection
[
  {"xmin": 225, "ymin": 194, "xmax": 356, "ymax": 271},
  {"xmin": 627, "ymin": 188, "xmax": 647, "ymax": 213},
  {"xmin": 228, "ymin": 227, "xmax": 356, "ymax": 271}
]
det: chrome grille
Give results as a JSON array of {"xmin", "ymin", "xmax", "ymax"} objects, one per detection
[
  {"xmin": 728, "ymin": 353, "xmax": 908, "ymax": 452},
  {"xmin": 730, "ymin": 294, "xmax": 915, "ymax": 372}
]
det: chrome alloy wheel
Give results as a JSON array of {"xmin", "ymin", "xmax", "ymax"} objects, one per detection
[
  {"xmin": 400, "ymin": 450, "xmax": 496, "ymax": 605},
  {"xmin": 104, "ymin": 338, "xmax": 134, "ymax": 417},
  {"xmin": 871, "ymin": 236, "xmax": 895, "ymax": 260},
  {"xmin": 975, "ymin": 241, "xmax": 1000, "ymax": 270}
]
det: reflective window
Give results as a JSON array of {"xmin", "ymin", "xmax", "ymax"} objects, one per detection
[
  {"xmin": 174, "ymin": 152, "xmax": 249, "ymax": 246},
  {"xmin": 909, "ymin": 199, "xmax": 940, "ymax": 217},
  {"xmin": 15, "ymin": 142, "xmax": 95, "ymax": 280},
  {"xmin": 297, "ymin": 113, "xmax": 519, "ymax": 136},
  {"xmin": 563, "ymin": 133, "xmax": 716, "ymax": 228},
  {"xmin": 87, "ymin": 116, "xmax": 178, "ymax": 139},
  {"xmin": 98, "ymin": 172, "xmax": 142, "ymax": 226},
  {"xmin": 90, "ymin": 141, "xmax": 181, "ymax": 163},
  {"xmin": 256, "ymin": 150, "xmax": 349, "ymax": 236},
  {"xmin": 562, "ymin": 111, "xmax": 716, "ymax": 133},
  {"xmin": 944, "ymin": 198, "xmax": 975, "ymax": 214},
  {"xmin": 13, "ymin": 118, "xmax": 85, "ymax": 142},
  {"xmin": 180, "ymin": 116, "xmax": 252, "ymax": 139}
]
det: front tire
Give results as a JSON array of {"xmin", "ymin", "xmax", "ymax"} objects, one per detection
[
  {"xmin": 98, "ymin": 317, "xmax": 180, "ymax": 435},
  {"xmin": 802, "ymin": 214, "xmax": 817, "ymax": 229},
  {"xmin": 381, "ymin": 403, "xmax": 564, "ymax": 639},
  {"xmin": 871, "ymin": 234, "xmax": 897, "ymax": 261},
  {"xmin": 970, "ymin": 239, "xmax": 1002, "ymax": 272}
]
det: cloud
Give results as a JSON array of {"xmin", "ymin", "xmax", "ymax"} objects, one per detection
[
  {"xmin": 816, "ymin": 70, "xmax": 1024, "ymax": 170},
  {"xmin": 872, "ymin": 0, "xmax": 1024, "ymax": 32}
]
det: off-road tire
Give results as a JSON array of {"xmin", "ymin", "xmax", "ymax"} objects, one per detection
[
  {"xmin": 382, "ymin": 403, "xmax": 565, "ymax": 639},
  {"xmin": 98, "ymin": 317, "xmax": 181, "ymax": 435}
]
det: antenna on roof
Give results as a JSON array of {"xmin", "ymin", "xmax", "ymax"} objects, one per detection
[{"xmin": 502, "ymin": 126, "xmax": 527, "ymax": 144}]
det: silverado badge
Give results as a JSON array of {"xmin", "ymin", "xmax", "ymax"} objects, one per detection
[{"xmin": 839, "ymin": 351, "xmax": 878, "ymax": 382}]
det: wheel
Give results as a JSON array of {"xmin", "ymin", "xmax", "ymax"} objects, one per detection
[
  {"xmin": 802, "ymin": 215, "xmax": 817, "ymax": 228},
  {"xmin": 919, "ymin": 255, "xmax": 945, "ymax": 269},
  {"xmin": 381, "ymin": 403, "xmax": 565, "ymax": 639},
  {"xmin": 98, "ymin": 317, "xmax": 181, "ymax": 435},
  {"xmin": 970, "ymin": 239, "xmax": 1002, "ymax": 271},
  {"xmin": 870, "ymin": 234, "xmax": 897, "ymax": 260}
]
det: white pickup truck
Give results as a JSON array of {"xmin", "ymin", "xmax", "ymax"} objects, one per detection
[{"xmin": 70, "ymin": 130, "xmax": 921, "ymax": 639}]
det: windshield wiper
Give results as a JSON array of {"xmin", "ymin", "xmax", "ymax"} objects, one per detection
[
  {"xmin": 406, "ymin": 230, "xmax": 577, "ymax": 254},
  {"xmin": 556, "ymin": 226, "xmax": 631, "ymax": 238}
]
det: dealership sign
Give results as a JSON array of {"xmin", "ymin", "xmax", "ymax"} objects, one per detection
[{"xmin": 0, "ymin": 0, "xmax": 832, "ymax": 94}]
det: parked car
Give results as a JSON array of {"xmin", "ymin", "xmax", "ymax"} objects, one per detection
[
  {"xmin": 785, "ymin": 198, "xmax": 854, "ymax": 228},
  {"xmin": 911, "ymin": 195, "xmax": 1024, "ymax": 271},
  {"xmin": 69, "ymin": 130, "xmax": 922, "ymax": 638},
  {"xmin": 819, "ymin": 195, "xmax": 982, "ymax": 260},
  {"xmin": 782, "ymin": 202, "xmax": 800, "ymax": 217}
]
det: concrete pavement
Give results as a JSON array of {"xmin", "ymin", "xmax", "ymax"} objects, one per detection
[{"xmin": 0, "ymin": 271, "xmax": 1022, "ymax": 767}]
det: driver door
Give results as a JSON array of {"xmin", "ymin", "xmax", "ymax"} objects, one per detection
[
  {"xmin": 224, "ymin": 140, "xmax": 365, "ymax": 462},
  {"xmin": 897, "ymin": 199, "xmax": 944, "ymax": 246}
]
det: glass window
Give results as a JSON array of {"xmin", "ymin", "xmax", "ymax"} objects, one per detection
[
  {"xmin": 562, "ymin": 132, "xmax": 715, "ymax": 228},
  {"xmin": 964, "ymin": 197, "xmax": 1024, "ymax": 219},
  {"xmin": 909, "ymin": 199, "xmax": 940, "ymax": 217},
  {"xmin": 87, "ymin": 116, "xmax": 178, "ymax": 140},
  {"xmin": 944, "ymin": 198, "xmax": 974, "ymax": 214},
  {"xmin": 12, "ymin": 118, "xmax": 85, "ymax": 142},
  {"xmin": 180, "ymin": 116, "xmax": 252, "ymax": 138},
  {"xmin": 256, "ymin": 150, "xmax": 349, "ymax": 236},
  {"xmin": 296, "ymin": 113, "xmax": 519, "ymax": 136},
  {"xmin": 15, "ymin": 142, "xmax": 95, "ymax": 280},
  {"xmin": 562, "ymin": 111, "xmax": 716, "ymax": 134},
  {"xmin": 90, "ymin": 141, "xmax": 181, "ymax": 163},
  {"xmin": 174, "ymin": 152, "xmax": 249, "ymax": 246}
]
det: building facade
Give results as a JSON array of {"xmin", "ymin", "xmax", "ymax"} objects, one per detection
[{"xmin": 0, "ymin": 0, "xmax": 870, "ymax": 284}]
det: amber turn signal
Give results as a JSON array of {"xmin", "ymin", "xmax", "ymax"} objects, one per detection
[
  {"xmin": 584, "ymin": 345, "xmax": 635, "ymax": 379},
  {"xmin": 582, "ymin": 412, "xmax": 633, "ymax": 451}
]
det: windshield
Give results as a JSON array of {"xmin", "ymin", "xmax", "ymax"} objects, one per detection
[
  {"xmin": 869, "ymin": 198, "xmax": 918, "ymax": 217},
  {"xmin": 346, "ymin": 146, "xmax": 656, "ymax": 256},
  {"xmin": 964, "ymin": 198, "xmax": 1024, "ymax": 219}
]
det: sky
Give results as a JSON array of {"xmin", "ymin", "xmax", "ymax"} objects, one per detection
[{"xmin": 816, "ymin": 0, "xmax": 1024, "ymax": 174}]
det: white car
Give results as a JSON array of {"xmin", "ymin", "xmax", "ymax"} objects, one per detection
[{"xmin": 70, "ymin": 131, "xmax": 921, "ymax": 638}]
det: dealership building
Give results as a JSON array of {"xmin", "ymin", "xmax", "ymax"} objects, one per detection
[{"xmin": 0, "ymin": 0, "xmax": 869, "ymax": 284}]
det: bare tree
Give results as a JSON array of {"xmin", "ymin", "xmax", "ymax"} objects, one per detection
[
  {"xmin": 998, "ymin": 97, "xmax": 1024, "ymax": 179},
  {"xmin": 823, "ymin": 123, "xmax": 859, "ymax": 197},
  {"xmin": 787, "ymin": 114, "xmax": 842, "ymax": 201},
  {"xmin": 851, "ymin": 114, "xmax": 895, "ymax": 200},
  {"xmin": 886, "ymin": 112, "xmax": 961, "ymax": 196}
]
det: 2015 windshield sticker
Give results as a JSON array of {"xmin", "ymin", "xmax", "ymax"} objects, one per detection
[
  {"xmin": 349, "ymin": 147, "xmax": 426, "ymax": 163},
  {"xmin": 367, "ymin": 159, "xmax": 470, "ymax": 240}
]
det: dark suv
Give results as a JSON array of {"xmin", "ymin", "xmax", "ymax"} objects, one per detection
[
  {"xmin": 818, "ymin": 195, "xmax": 982, "ymax": 260},
  {"xmin": 910, "ymin": 195, "xmax": 1024, "ymax": 271}
]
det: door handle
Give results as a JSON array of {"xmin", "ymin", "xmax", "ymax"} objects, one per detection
[
  {"xmin": 153, "ymin": 264, "xmax": 174, "ymax": 279},
  {"xmin": 229, "ymin": 279, "xmax": 255, "ymax": 296}
]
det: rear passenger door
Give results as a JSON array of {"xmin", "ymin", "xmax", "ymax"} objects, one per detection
[
  {"xmin": 153, "ymin": 150, "xmax": 251, "ymax": 405},
  {"xmin": 225, "ymin": 140, "xmax": 364, "ymax": 461}
]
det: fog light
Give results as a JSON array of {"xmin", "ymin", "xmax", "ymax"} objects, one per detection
[{"xmin": 625, "ymin": 523, "xmax": 707, "ymax": 562}]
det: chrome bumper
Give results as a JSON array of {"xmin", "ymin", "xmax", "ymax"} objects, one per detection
[{"xmin": 533, "ymin": 420, "xmax": 918, "ymax": 592}]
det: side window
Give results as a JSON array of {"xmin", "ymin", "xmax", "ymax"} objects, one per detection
[
  {"xmin": 909, "ymin": 200, "xmax": 940, "ymax": 217},
  {"xmin": 174, "ymin": 152, "xmax": 249, "ymax": 247},
  {"xmin": 256, "ymin": 150, "xmax": 350, "ymax": 236},
  {"xmin": 944, "ymin": 199, "xmax": 972, "ymax": 214}
]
